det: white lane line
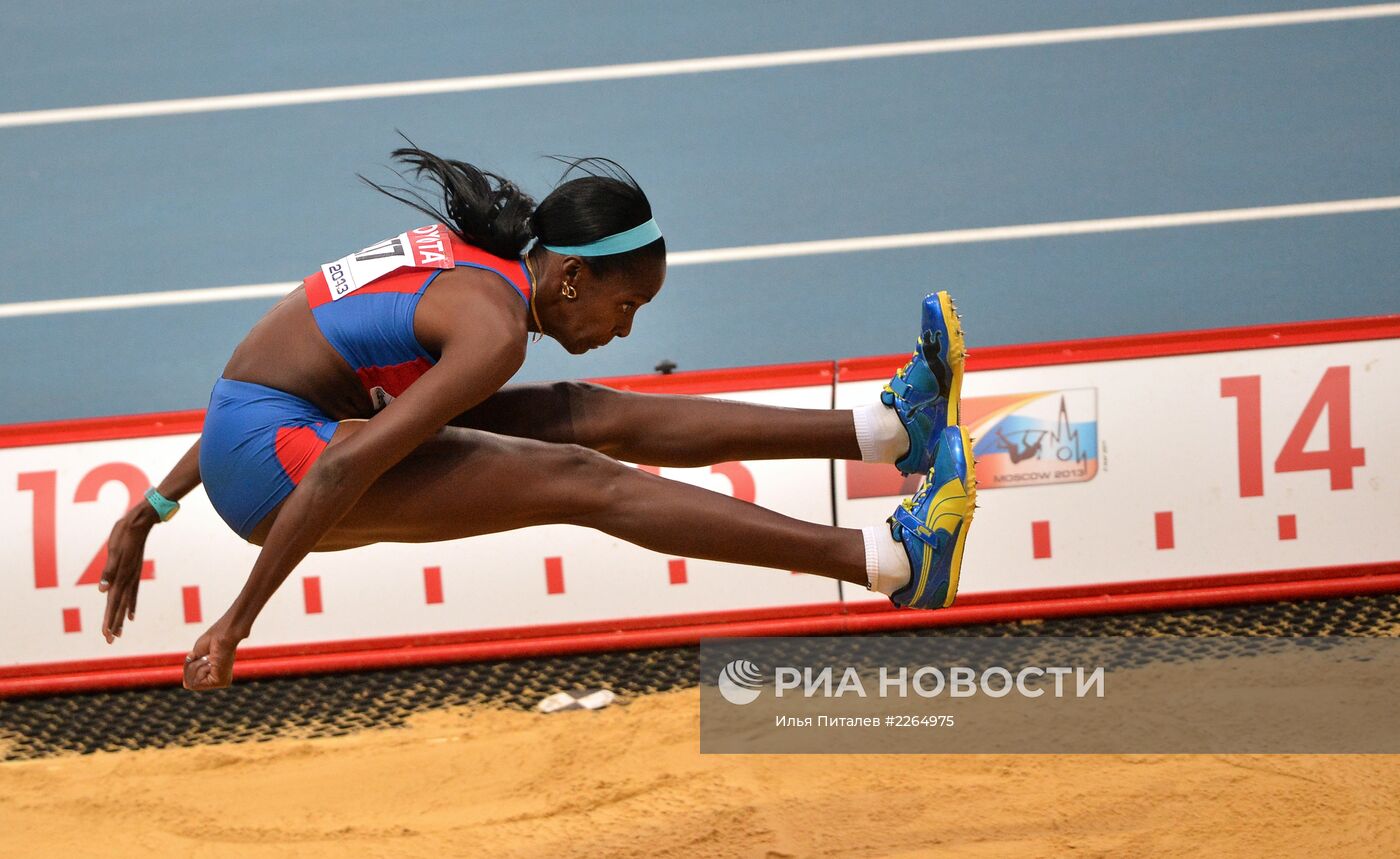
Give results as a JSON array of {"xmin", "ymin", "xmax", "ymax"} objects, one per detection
[
  {"xmin": 3, "ymin": 5, "xmax": 1398, "ymax": 128},
  {"xmin": 666, "ymin": 195, "xmax": 1400, "ymax": 265},
  {"xmin": 4, "ymin": 195, "xmax": 1397, "ymax": 319},
  {"xmin": 0, "ymin": 283, "xmax": 300, "ymax": 319}
]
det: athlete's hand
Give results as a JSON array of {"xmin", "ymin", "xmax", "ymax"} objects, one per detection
[
  {"xmin": 183, "ymin": 618, "xmax": 244, "ymax": 692},
  {"xmin": 98, "ymin": 505, "xmax": 160, "ymax": 643}
]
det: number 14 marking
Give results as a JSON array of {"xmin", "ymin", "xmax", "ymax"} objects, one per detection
[{"xmin": 1220, "ymin": 365, "xmax": 1366, "ymax": 498}]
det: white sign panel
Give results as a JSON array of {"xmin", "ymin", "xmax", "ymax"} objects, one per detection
[{"xmin": 3, "ymin": 334, "xmax": 1396, "ymax": 681}]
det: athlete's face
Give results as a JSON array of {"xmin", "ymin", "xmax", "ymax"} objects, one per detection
[{"xmin": 548, "ymin": 256, "xmax": 665, "ymax": 354}]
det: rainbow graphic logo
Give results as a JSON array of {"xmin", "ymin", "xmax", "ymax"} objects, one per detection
[
  {"xmin": 845, "ymin": 388, "xmax": 1099, "ymax": 499},
  {"xmin": 967, "ymin": 388, "xmax": 1098, "ymax": 488}
]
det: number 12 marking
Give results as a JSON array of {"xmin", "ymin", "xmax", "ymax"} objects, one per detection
[{"xmin": 17, "ymin": 462, "xmax": 156, "ymax": 589}]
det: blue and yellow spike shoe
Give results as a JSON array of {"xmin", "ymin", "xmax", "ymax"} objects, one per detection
[
  {"xmin": 887, "ymin": 425, "xmax": 976, "ymax": 610},
  {"xmin": 881, "ymin": 291, "xmax": 966, "ymax": 475}
]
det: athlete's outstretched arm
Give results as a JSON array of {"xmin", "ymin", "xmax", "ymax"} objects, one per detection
[
  {"xmin": 98, "ymin": 437, "xmax": 203, "ymax": 643},
  {"xmin": 182, "ymin": 282, "xmax": 527, "ymax": 692}
]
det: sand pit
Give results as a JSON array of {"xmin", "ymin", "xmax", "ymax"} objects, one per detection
[{"xmin": 3, "ymin": 687, "xmax": 1397, "ymax": 858}]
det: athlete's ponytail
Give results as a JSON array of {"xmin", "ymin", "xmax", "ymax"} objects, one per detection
[
  {"xmin": 360, "ymin": 146, "xmax": 536, "ymax": 260},
  {"xmin": 362, "ymin": 145, "xmax": 664, "ymax": 275}
]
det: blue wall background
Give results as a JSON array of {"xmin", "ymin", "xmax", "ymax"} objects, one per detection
[{"xmin": 2, "ymin": 1, "xmax": 1396, "ymax": 422}]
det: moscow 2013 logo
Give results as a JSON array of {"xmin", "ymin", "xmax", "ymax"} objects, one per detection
[{"xmin": 717, "ymin": 659, "xmax": 764, "ymax": 705}]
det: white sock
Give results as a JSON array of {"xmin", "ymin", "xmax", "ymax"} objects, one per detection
[
  {"xmin": 861, "ymin": 525, "xmax": 911, "ymax": 595},
  {"xmin": 851, "ymin": 403, "xmax": 909, "ymax": 464}
]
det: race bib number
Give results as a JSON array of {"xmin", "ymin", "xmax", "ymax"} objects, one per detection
[{"xmin": 320, "ymin": 224, "xmax": 454, "ymax": 300}]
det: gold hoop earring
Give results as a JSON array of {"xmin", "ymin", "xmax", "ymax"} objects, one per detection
[{"xmin": 562, "ymin": 283, "xmax": 578, "ymax": 300}]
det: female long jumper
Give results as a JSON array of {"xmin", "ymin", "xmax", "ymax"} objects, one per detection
[{"xmin": 97, "ymin": 149, "xmax": 976, "ymax": 691}]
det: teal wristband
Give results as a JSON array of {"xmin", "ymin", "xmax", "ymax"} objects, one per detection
[{"xmin": 144, "ymin": 488, "xmax": 180, "ymax": 522}]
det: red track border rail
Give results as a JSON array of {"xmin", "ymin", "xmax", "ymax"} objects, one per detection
[
  {"xmin": 839, "ymin": 313, "xmax": 1400, "ymax": 380},
  {"xmin": 4, "ymin": 562, "xmax": 1396, "ymax": 698}
]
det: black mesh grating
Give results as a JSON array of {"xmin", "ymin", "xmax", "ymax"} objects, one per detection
[{"xmin": 3, "ymin": 592, "xmax": 1397, "ymax": 761}]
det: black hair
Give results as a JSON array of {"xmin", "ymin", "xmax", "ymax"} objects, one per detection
[{"xmin": 360, "ymin": 145, "xmax": 665, "ymax": 277}]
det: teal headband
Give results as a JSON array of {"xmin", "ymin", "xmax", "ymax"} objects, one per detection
[{"xmin": 541, "ymin": 218, "xmax": 662, "ymax": 257}]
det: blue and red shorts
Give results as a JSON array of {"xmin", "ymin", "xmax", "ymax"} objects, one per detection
[{"xmin": 200, "ymin": 377, "xmax": 340, "ymax": 540}]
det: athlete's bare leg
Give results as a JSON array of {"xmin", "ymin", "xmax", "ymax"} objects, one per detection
[
  {"xmin": 250, "ymin": 422, "xmax": 867, "ymax": 585},
  {"xmin": 450, "ymin": 381, "xmax": 867, "ymax": 466}
]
